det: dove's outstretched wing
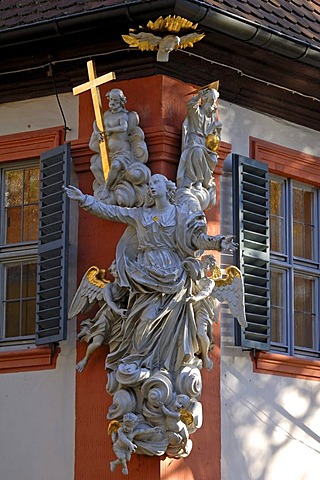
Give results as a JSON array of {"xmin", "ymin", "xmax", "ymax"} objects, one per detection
[
  {"xmin": 68, "ymin": 266, "xmax": 109, "ymax": 319},
  {"xmin": 122, "ymin": 32, "xmax": 162, "ymax": 51},
  {"xmin": 179, "ymin": 32, "xmax": 205, "ymax": 50},
  {"xmin": 211, "ymin": 266, "xmax": 247, "ymax": 328}
]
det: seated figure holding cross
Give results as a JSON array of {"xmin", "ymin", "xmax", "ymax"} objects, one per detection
[{"xmin": 89, "ymin": 88, "xmax": 150, "ymax": 206}]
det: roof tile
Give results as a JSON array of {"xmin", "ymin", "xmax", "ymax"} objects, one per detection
[
  {"xmin": 281, "ymin": 2, "xmax": 293, "ymax": 13},
  {"xmin": 0, "ymin": 0, "xmax": 319, "ymax": 49},
  {"xmin": 302, "ymin": 9, "xmax": 318, "ymax": 22},
  {"xmin": 272, "ymin": 8, "xmax": 286, "ymax": 20},
  {"xmin": 284, "ymin": 12, "xmax": 298, "ymax": 25}
]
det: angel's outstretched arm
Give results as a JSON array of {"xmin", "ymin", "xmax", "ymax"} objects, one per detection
[
  {"xmin": 63, "ymin": 185, "xmax": 86, "ymax": 203},
  {"xmin": 194, "ymin": 233, "xmax": 238, "ymax": 252}
]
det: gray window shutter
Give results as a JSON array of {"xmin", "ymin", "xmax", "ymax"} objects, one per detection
[
  {"xmin": 35, "ymin": 143, "xmax": 70, "ymax": 345},
  {"xmin": 232, "ymin": 154, "xmax": 270, "ymax": 350}
]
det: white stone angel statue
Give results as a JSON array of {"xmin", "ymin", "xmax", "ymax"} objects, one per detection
[
  {"xmin": 187, "ymin": 255, "xmax": 247, "ymax": 370},
  {"xmin": 68, "ymin": 260, "xmax": 128, "ymax": 372}
]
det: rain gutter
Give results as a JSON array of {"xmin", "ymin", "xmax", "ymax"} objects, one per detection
[{"xmin": 0, "ymin": 0, "xmax": 319, "ymax": 67}]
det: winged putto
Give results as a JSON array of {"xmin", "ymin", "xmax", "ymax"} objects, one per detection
[{"xmin": 68, "ymin": 262, "xmax": 129, "ymax": 372}]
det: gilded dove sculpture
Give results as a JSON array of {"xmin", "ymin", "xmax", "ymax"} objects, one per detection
[{"xmin": 122, "ymin": 15, "xmax": 205, "ymax": 62}]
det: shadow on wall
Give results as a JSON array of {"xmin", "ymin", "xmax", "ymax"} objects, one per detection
[{"xmin": 221, "ymin": 353, "xmax": 320, "ymax": 480}]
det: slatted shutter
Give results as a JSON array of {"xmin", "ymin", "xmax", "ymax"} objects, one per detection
[
  {"xmin": 232, "ymin": 154, "xmax": 270, "ymax": 350},
  {"xmin": 35, "ymin": 144, "xmax": 70, "ymax": 345}
]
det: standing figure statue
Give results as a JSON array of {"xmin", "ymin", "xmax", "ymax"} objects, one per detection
[
  {"xmin": 89, "ymin": 88, "xmax": 150, "ymax": 206},
  {"xmin": 176, "ymin": 85, "xmax": 222, "ymax": 210}
]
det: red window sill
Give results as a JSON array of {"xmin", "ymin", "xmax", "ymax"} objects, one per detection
[
  {"xmin": 0, "ymin": 345, "xmax": 60, "ymax": 373},
  {"xmin": 251, "ymin": 351, "xmax": 320, "ymax": 382}
]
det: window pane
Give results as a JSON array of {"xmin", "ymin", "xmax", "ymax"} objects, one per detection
[
  {"xmin": 5, "ymin": 302, "xmax": 21, "ymax": 338},
  {"xmin": 4, "ymin": 262, "xmax": 36, "ymax": 339},
  {"xmin": 24, "ymin": 167, "xmax": 39, "ymax": 204},
  {"xmin": 293, "ymin": 187, "xmax": 315, "ymax": 260},
  {"xmin": 270, "ymin": 270, "xmax": 285, "ymax": 343},
  {"xmin": 22, "ymin": 263, "xmax": 37, "ymax": 298},
  {"xmin": 21, "ymin": 300, "xmax": 36, "ymax": 336},
  {"xmin": 5, "ymin": 170, "xmax": 23, "ymax": 206},
  {"xmin": 6, "ymin": 264, "xmax": 21, "ymax": 299},
  {"xmin": 294, "ymin": 275, "xmax": 316, "ymax": 349},
  {"xmin": 24, "ymin": 205, "xmax": 38, "ymax": 241},
  {"xmin": 6, "ymin": 206, "xmax": 22, "ymax": 243},
  {"xmin": 5, "ymin": 300, "xmax": 36, "ymax": 338},
  {"xmin": 4, "ymin": 166, "xmax": 39, "ymax": 244},
  {"xmin": 270, "ymin": 180, "xmax": 284, "ymax": 253}
]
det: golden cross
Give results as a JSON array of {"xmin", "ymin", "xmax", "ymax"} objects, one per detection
[{"xmin": 73, "ymin": 60, "xmax": 116, "ymax": 180}]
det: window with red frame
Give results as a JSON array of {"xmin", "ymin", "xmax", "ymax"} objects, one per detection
[{"xmin": 0, "ymin": 162, "xmax": 40, "ymax": 344}]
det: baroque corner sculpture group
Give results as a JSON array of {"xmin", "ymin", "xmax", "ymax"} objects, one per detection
[{"xmin": 65, "ymin": 81, "xmax": 246, "ymax": 475}]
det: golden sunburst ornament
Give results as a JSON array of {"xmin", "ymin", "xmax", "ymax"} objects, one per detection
[{"xmin": 122, "ymin": 15, "xmax": 205, "ymax": 62}]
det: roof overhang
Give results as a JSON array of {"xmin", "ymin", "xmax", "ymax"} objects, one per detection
[
  {"xmin": 1, "ymin": 0, "xmax": 319, "ymax": 66},
  {"xmin": 0, "ymin": 0, "xmax": 319, "ymax": 130}
]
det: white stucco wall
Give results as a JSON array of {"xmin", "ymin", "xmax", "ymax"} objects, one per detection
[
  {"xmin": 219, "ymin": 103, "xmax": 320, "ymax": 480},
  {"xmin": 219, "ymin": 100, "xmax": 320, "ymax": 158},
  {"xmin": 220, "ymin": 346, "xmax": 320, "ymax": 480},
  {"xmin": 0, "ymin": 94, "xmax": 78, "ymax": 480},
  {"xmin": 0, "ymin": 93, "xmax": 79, "ymax": 141},
  {"xmin": 0, "ymin": 328, "xmax": 77, "ymax": 480}
]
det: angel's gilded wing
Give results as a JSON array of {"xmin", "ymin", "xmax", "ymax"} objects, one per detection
[
  {"xmin": 180, "ymin": 409, "xmax": 194, "ymax": 427},
  {"xmin": 211, "ymin": 266, "xmax": 247, "ymax": 327},
  {"xmin": 179, "ymin": 32, "xmax": 205, "ymax": 50},
  {"xmin": 108, "ymin": 419, "xmax": 122, "ymax": 443},
  {"xmin": 122, "ymin": 32, "xmax": 162, "ymax": 51},
  {"xmin": 108, "ymin": 419, "xmax": 121, "ymax": 435},
  {"xmin": 68, "ymin": 266, "xmax": 109, "ymax": 319}
]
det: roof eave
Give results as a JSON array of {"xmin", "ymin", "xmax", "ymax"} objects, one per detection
[
  {"xmin": 174, "ymin": 0, "xmax": 320, "ymax": 67},
  {"xmin": 0, "ymin": 0, "xmax": 319, "ymax": 67}
]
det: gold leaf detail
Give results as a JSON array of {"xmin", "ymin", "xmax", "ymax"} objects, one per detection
[
  {"xmin": 209, "ymin": 265, "xmax": 222, "ymax": 280},
  {"xmin": 187, "ymin": 80, "xmax": 220, "ymax": 96},
  {"xmin": 146, "ymin": 15, "xmax": 199, "ymax": 33},
  {"xmin": 180, "ymin": 409, "xmax": 194, "ymax": 426},
  {"xmin": 108, "ymin": 420, "xmax": 121, "ymax": 435},
  {"xmin": 86, "ymin": 266, "xmax": 110, "ymax": 288},
  {"xmin": 214, "ymin": 266, "xmax": 242, "ymax": 287}
]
